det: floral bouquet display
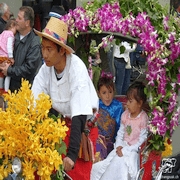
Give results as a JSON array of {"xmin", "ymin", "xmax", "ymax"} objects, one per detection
[
  {"xmin": 0, "ymin": 80, "xmax": 68, "ymax": 180},
  {"xmin": 61, "ymin": 0, "xmax": 180, "ymax": 154}
]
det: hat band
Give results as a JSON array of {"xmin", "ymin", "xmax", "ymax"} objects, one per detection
[
  {"xmin": 49, "ymin": 12, "xmax": 62, "ymax": 19},
  {"xmin": 43, "ymin": 28, "xmax": 67, "ymax": 44}
]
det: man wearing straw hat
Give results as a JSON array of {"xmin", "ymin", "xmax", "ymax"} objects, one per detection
[{"xmin": 32, "ymin": 17, "xmax": 99, "ymax": 179}]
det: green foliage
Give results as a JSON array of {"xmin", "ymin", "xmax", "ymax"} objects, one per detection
[
  {"xmin": 83, "ymin": 0, "xmax": 112, "ymax": 12},
  {"xmin": 51, "ymin": 165, "xmax": 64, "ymax": 180},
  {"xmin": 148, "ymin": 134, "xmax": 165, "ymax": 151},
  {"xmin": 119, "ymin": 45, "xmax": 125, "ymax": 54},
  {"xmin": 56, "ymin": 139, "xmax": 67, "ymax": 156},
  {"xmin": 84, "ymin": 0, "xmax": 169, "ymax": 39}
]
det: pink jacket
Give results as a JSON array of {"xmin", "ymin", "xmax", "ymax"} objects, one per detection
[{"xmin": 0, "ymin": 30, "xmax": 14, "ymax": 57}]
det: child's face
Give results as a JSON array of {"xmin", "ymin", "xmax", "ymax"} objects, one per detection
[
  {"xmin": 98, "ymin": 85, "xmax": 114, "ymax": 106},
  {"xmin": 126, "ymin": 96, "xmax": 142, "ymax": 117},
  {"xmin": 11, "ymin": 26, "xmax": 16, "ymax": 35}
]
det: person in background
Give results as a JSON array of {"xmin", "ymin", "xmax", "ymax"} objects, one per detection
[
  {"xmin": 62, "ymin": 0, "xmax": 71, "ymax": 13},
  {"xmin": 0, "ymin": 18, "xmax": 16, "ymax": 93},
  {"xmin": 91, "ymin": 81, "xmax": 149, "ymax": 180},
  {"xmin": 0, "ymin": 2, "xmax": 11, "ymax": 34},
  {"xmin": 0, "ymin": 6, "xmax": 42, "ymax": 92},
  {"xmin": 44, "ymin": 5, "xmax": 67, "ymax": 26},
  {"xmin": 31, "ymin": 17, "xmax": 99, "ymax": 180},
  {"xmin": 113, "ymin": 41, "xmax": 137, "ymax": 95},
  {"xmin": 130, "ymin": 43, "xmax": 146, "ymax": 81},
  {"xmin": 95, "ymin": 71, "xmax": 124, "ymax": 162},
  {"xmin": 173, "ymin": 0, "xmax": 180, "ymax": 17}
]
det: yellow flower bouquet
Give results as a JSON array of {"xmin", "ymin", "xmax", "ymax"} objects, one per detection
[{"xmin": 0, "ymin": 80, "xmax": 68, "ymax": 180}]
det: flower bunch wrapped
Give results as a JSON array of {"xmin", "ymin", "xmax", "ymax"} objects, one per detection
[
  {"xmin": 61, "ymin": 0, "xmax": 180, "ymax": 152},
  {"xmin": 0, "ymin": 80, "xmax": 68, "ymax": 180}
]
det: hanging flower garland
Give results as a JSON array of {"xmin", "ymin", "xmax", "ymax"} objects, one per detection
[{"xmin": 61, "ymin": 1, "xmax": 180, "ymax": 152}]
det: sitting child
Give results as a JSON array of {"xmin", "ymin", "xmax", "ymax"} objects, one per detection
[
  {"xmin": 95, "ymin": 71, "xmax": 124, "ymax": 162},
  {"xmin": 91, "ymin": 81, "xmax": 149, "ymax": 180}
]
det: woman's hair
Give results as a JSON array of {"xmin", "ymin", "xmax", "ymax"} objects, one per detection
[
  {"xmin": 97, "ymin": 71, "xmax": 114, "ymax": 92},
  {"xmin": 5, "ymin": 18, "xmax": 16, "ymax": 30},
  {"xmin": 126, "ymin": 81, "xmax": 147, "ymax": 105}
]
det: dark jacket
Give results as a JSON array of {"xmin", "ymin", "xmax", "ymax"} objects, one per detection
[
  {"xmin": 0, "ymin": 17, "xmax": 6, "ymax": 34},
  {"xmin": 7, "ymin": 30, "xmax": 42, "ymax": 92}
]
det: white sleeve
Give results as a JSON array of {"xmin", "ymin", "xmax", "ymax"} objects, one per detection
[
  {"xmin": 114, "ymin": 123, "xmax": 125, "ymax": 148},
  {"xmin": 31, "ymin": 65, "xmax": 49, "ymax": 99},
  {"xmin": 7, "ymin": 36, "xmax": 14, "ymax": 58}
]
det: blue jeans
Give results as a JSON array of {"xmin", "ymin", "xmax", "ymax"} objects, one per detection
[
  {"xmin": 114, "ymin": 58, "xmax": 131, "ymax": 95},
  {"xmin": 107, "ymin": 46, "xmax": 115, "ymax": 76}
]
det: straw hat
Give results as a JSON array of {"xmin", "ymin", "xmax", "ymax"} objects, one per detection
[{"xmin": 34, "ymin": 17, "xmax": 74, "ymax": 54}]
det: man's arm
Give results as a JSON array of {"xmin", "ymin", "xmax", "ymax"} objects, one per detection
[{"xmin": 63, "ymin": 115, "xmax": 86, "ymax": 171}]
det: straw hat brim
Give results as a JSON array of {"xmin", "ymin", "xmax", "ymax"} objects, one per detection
[{"xmin": 34, "ymin": 29, "xmax": 74, "ymax": 54}]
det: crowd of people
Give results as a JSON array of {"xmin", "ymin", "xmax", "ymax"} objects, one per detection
[
  {"xmin": 0, "ymin": 2, "xmax": 153, "ymax": 180},
  {"xmin": 0, "ymin": 3, "xmax": 42, "ymax": 93}
]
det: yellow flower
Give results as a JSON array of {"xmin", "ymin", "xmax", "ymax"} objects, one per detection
[
  {"xmin": 0, "ymin": 80, "xmax": 68, "ymax": 179},
  {"xmin": 162, "ymin": 138, "xmax": 172, "ymax": 158}
]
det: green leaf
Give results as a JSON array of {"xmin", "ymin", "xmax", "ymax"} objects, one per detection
[
  {"xmin": 56, "ymin": 141, "xmax": 67, "ymax": 156},
  {"xmin": 120, "ymin": 46, "xmax": 125, "ymax": 54}
]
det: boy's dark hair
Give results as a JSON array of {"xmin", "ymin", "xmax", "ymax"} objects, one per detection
[
  {"xmin": 97, "ymin": 73, "xmax": 114, "ymax": 92},
  {"xmin": 126, "ymin": 81, "xmax": 147, "ymax": 105},
  {"xmin": 5, "ymin": 18, "xmax": 16, "ymax": 30}
]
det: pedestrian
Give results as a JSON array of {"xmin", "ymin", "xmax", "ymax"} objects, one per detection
[
  {"xmin": 0, "ymin": 2, "xmax": 11, "ymax": 33},
  {"xmin": 44, "ymin": 5, "xmax": 67, "ymax": 23},
  {"xmin": 0, "ymin": 18, "xmax": 16, "ymax": 92},
  {"xmin": 0, "ymin": 6, "xmax": 42, "ymax": 92},
  {"xmin": 91, "ymin": 81, "xmax": 149, "ymax": 180},
  {"xmin": 113, "ymin": 41, "xmax": 137, "ymax": 95},
  {"xmin": 31, "ymin": 17, "xmax": 99, "ymax": 180}
]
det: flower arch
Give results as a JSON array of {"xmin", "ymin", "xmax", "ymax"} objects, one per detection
[{"xmin": 61, "ymin": 1, "xmax": 180, "ymax": 152}]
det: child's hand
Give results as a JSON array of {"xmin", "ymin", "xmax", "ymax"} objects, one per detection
[
  {"xmin": 116, "ymin": 146, "xmax": 123, "ymax": 157},
  {"xmin": 9, "ymin": 58, "xmax": 15, "ymax": 65}
]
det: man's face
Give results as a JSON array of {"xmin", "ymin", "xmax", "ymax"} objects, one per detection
[
  {"xmin": 16, "ymin": 10, "xmax": 27, "ymax": 33},
  {"xmin": 4, "ymin": 7, "xmax": 11, "ymax": 21},
  {"xmin": 41, "ymin": 38, "xmax": 61, "ymax": 67}
]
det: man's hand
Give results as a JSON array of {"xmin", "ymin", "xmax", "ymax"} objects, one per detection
[
  {"xmin": 116, "ymin": 146, "xmax": 123, "ymax": 157},
  {"xmin": 63, "ymin": 157, "xmax": 75, "ymax": 172},
  {"xmin": 0, "ymin": 62, "xmax": 10, "ymax": 76}
]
